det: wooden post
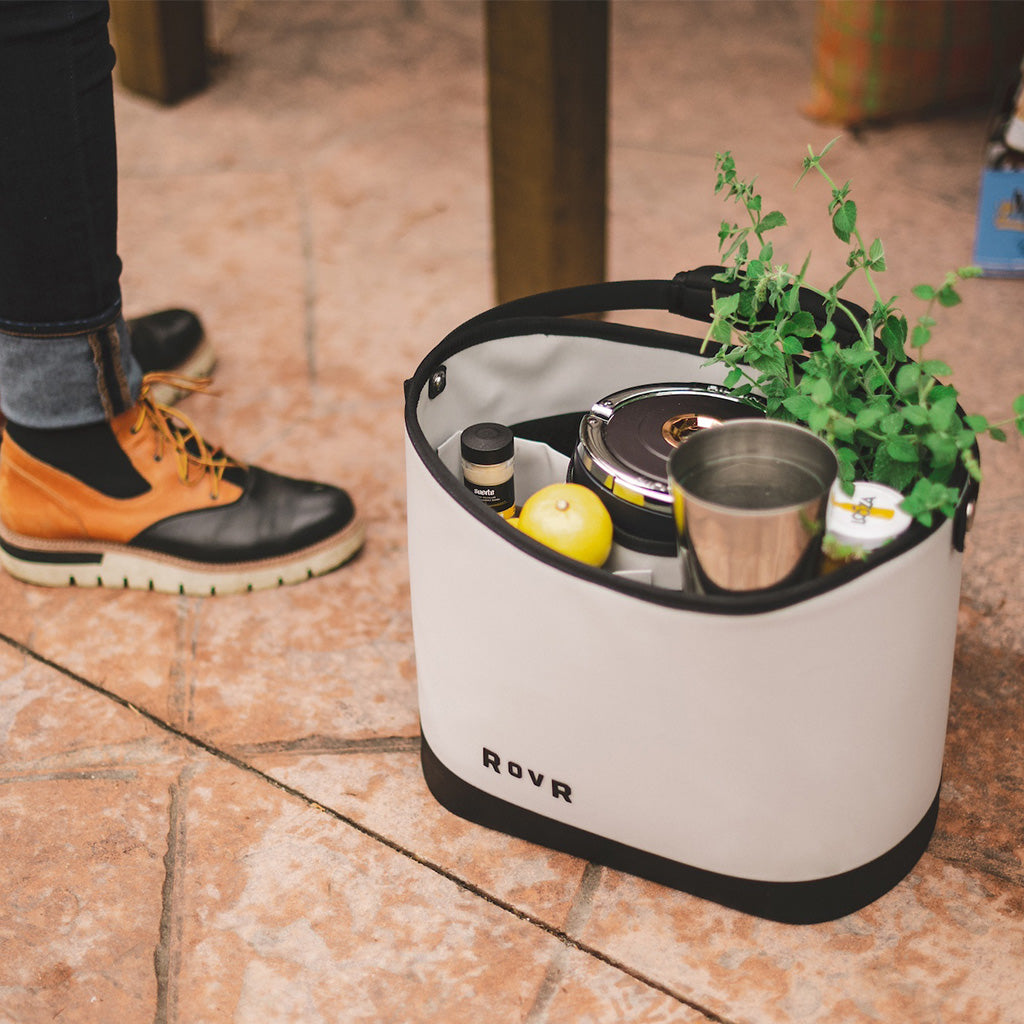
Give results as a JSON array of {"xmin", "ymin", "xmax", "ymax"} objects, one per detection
[
  {"xmin": 485, "ymin": 0, "xmax": 609, "ymax": 303},
  {"xmin": 109, "ymin": 1, "xmax": 208, "ymax": 105}
]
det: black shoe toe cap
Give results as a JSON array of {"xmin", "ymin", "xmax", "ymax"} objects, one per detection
[{"xmin": 131, "ymin": 467, "xmax": 358, "ymax": 564}]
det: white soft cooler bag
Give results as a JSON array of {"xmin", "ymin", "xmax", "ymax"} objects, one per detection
[{"xmin": 403, "ymin": 272, "xmax": 976, "ymax": 923}]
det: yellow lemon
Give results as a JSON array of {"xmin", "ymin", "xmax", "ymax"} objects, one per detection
[{"xmin": 517, "ymin": 483, "xmax": 613, "ymax": 566}]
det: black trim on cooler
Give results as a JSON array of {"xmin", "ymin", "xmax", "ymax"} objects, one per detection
[{"xmin": 420, "ymin": 733, "xmax": 940, "ymax": 925}]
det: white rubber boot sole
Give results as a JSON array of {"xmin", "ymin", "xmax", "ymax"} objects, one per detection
[{"xmin": 0, "ymin": 516, "xmax": 364, "ymax": 596}]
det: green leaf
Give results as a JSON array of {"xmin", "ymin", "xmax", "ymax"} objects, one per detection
[
  {"xmin": 885, "ymin": 437, "xmax": 919, "ymax": 462},
  {"xmin": 864, "ymin": 369, "xmax": 889, "ymax": 394},
  {"xmin": 759, "ymin": 210, "xmax": 787, "ymax": 232},
  {"xmin": 781, "ymin": 336, "xmax": 805, "ymax": 355},
  {"xmin": 855, "ymin": 405, "xmax": 884, "ymax": 430},
  {"xmin": 989, "ymin": 426, "xmax": 1007, "ymax": 442},
  {"xmin": 895, "ymin": 363, "xmax": 922, "ymax": 394},
  {"xmin": 748, "ymin": 345, "xmax": 786, "ymax": 378},
  {"xmin": 924, "ymin": 433, "xmax": 959, "ymax": 466},
  {"xmin": 928, "ymin": 395, "xmax": 957, "ymax": 431},
  {"xmin": 839, "ymin": 345, "xmax": 874, "ymax": 367},
  {"xmin": 936, "ymin": 285, "xmax": 961, "ymax": 308},
  {"xmin": 832, "ymin": 415, "xmax": 856, "ymax": 441},
  {"xmin": 964, "ymin": 413, "xmax": 989, "ymax": 432},
  {"xmin": 872, "ymin": 446, "xmax": 918, "ymax": 492},
  {"xmin": 782, "ymin": 310, "xmax": 818, "ymax": 338},
  {"xmin": 709, "ymin": 318, "xmax": 732, "ymax": 345},
  {"xmin": 879, "ymin": 317, "xmax": 908, "ymax": 360},
  {"xmin": 911, "ymin": 324, "xmax": 931, "ymax": 348},
  {"xmin": 808, "ymin": 405, "xmax": 832, "ymax": 432},
  {"xmin": 902, "ymin": 405, "xmax": 930, "ymax": 426},
  {"xmin": 1013, "ymin": 394, "xmax": 1024, "ymax": 415},
  {"xmin": 831, "ymin": 200, "xmax": 857, "ymax": 242},
  {"xmin": 881, "ymin": 411, "xmax": 905, "ymax": 436},
  {"xmin": 961, "ymin": 448, "xmax": 983, "ymax": 481},
  {"xmin": 902, "ymin": 477, "xmax": 960, "ymax": 525},
  {"xmin": 912, "ymin": 284, "xmax": 936, "ymax": 301},
  {"xmin": 713, "ymin": 292, "xmax": 741, "ymax": 317},
  {"xmin": 867, "ymin": 237, "xmax": 886, "ymax": 270},
  {"xmin": 919, "ymin": 359, "xmax": 952, "ymax": 378},
  {"xmin": 783, "ymin": 394, "xmax": 816, "ymax": 419},
  {"xmin": 818, "ymin": 137, "xmax": 839, "ymax": 160},
  {"xmin": 811, "ymin": 377, "xmax": 833, "ymax": 403},
  {"xmin": 723, "ymin": 367, "xmax": 744, "ymax": 388}
]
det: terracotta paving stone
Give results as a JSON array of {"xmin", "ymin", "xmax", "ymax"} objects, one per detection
[
  {"xmin": 0, "ymin": 576, "xmax": 207, "ymax": 734},
  {"xmin": 578, "ymin": 857, "xmax": 1024, "ymax": 1024},
  {"xmin": 1, "ymin": 773, "xmax": 169, "ymax": 1024},
  {"xmin": 244, "ymin": 748, "xmax": 589, "ymax": 931},
  {"xmin": 0, "ymin": 652, "xmax": 184, "ymax": 1024},
  {"xmin": 166, "ymin": 757, "xmax": 676, "ymax": 1024},
  {"xmin": 182, "ymin": 583, "xmax": 418, "ymax": 746}
]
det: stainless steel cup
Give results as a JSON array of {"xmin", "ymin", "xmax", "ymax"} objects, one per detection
[{"xmin": 668, "ymin": 419, "xmax": 838, "ymax": 594}]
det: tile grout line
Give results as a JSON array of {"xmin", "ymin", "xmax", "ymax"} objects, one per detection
[
  {"xmin": 523, "ymin": 862, "xmax": 605, "ymax": 1024},
  {"xmin": 167, "ymin": 597, "xmax": 197, "ymax": 730},
  {"xmin": 231, "ymin": 735, "xmax": 422, "ymax": 756},
  {"xmin": 153, "ymin": 760, "xmax": 196, "ymax": 1024},
  {"xmin": 0, "ymin": 632, "xmax": 732, "ymax": 1023}
]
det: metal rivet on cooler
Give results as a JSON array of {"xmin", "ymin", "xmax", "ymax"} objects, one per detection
[{"xmin": 428, "ymin": 365, "xmax": 447, "ymax": 399}]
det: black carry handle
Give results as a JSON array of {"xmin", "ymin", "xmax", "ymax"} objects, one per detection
[{"xmin": 459, "ymin": 267, "xmax": 871, "ymax": 349}]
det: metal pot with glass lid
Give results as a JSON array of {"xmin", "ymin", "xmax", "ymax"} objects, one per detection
[{"xmin": 572, "ymin": 383, "xmax": 766, "ymax": 557}]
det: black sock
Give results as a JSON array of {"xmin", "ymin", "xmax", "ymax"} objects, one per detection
[{"xmin": 5, "ymin": 420, "xmax": 151, "ymax": 499}]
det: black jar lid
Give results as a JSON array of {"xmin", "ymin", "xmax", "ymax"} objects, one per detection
[
  {"xmin": 575, "ymin": 383, "xmax": 765, "ymax": 512},
  {"xmin": 461, "ymin": 422, "xmax": 514, "ymax": 464}
]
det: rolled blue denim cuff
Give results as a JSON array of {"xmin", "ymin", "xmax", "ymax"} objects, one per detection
[{"xmin": 0, "ymin": 314, "xmax": 143, "ymax": 428}]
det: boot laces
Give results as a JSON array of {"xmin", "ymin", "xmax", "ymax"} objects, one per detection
[{"xmin": 131, "ymin": 373, "xmax": 242, "ymax": 498}]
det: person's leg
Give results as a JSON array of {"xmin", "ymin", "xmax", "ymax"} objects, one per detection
[
  {"xmin": 0, "ymin": 1, "xmax": 136, "ymax": 426},
  {"xmin": 0, "ymin": 1, "xmax": 363, "ymax": 593}
]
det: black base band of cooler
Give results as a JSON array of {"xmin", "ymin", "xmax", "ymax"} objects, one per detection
[{"xmin": 420, "ymin": 734, "xmax": 939, "ymax": 925}]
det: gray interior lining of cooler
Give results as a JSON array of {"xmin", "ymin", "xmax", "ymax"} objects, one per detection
[{"xmin": 414, "ymin": 332, "xmax": 730, "ymax": 452}]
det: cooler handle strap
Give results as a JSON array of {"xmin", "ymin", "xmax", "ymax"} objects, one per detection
[{"xmin": 456, "ymin": 267, "xmax": 869, "ymax": 348}]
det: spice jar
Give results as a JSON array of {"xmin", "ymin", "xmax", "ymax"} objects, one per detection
[
  {"xmin": 461, "ymin": 422, "xmax": 516, "ymax": 519},
  {"xmin": 821, "ymin": 480, "xmax": 912, "ymax": 572}
]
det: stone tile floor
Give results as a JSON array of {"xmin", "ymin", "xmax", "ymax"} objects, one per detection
[{"xmin": 2, "ymin": 2, "xmax": 1022, "ymax": 1021}]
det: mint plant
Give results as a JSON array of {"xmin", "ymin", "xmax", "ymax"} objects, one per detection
[{"xmin": 702, "ymin": 140, "xmax": 1024, "ymax": 526}]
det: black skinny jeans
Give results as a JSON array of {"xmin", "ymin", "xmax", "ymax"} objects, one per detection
[
  {"xmin": 0, "ymin": 0, "xmax": 121, "ymax": 335},
  {"xmin": 0, "ymin": 1, "xmax": 139, "ymax": 428}
]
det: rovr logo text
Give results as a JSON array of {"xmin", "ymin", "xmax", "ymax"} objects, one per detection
[{"xmin": 482, "ymin": 747, "xmax": 572, "ymax": 802}]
